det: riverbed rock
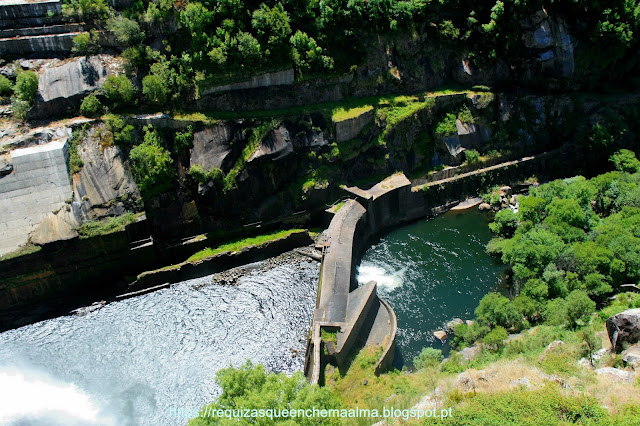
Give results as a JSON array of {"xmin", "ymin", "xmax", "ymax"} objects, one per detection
[
  {"xmin": 433, "ymin": 330, "xmax": 447, "ymax": 342},
  {"xmin": 248, "ymin": 124, "xmax": 293, "ymax": 162},
  {"xmin": 446, "ymin": 318, "xmax": 464, "ymax": 333},
  {"xmin": 595, "ymin": 367, "xmax": 635, "ymax": 382},
  {"xmin": 29, "ymin": 202, "xmax": 83, "ymax": 245},
  {"xmin": 606, "ymin": 309, "xmax": 640, "ymax": 352},
  {"xmin": 478, "ymin": 203, "xmax": 491, "ymax": 211}
]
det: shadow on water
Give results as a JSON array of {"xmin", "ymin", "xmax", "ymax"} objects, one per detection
[{"xmin": 357, "ymin": 209, "xmax": 509, "ymax": 365}]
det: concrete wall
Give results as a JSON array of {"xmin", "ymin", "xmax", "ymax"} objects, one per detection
[
  {"xmin": 0, "ymin": 32, "xmax": 77, "ymax": 55},
  {"xmin": 334, "ymin": 108, "xmax": 374, "ymax": 142},
  {"xmin": 0, "ymin": 0, "xmax": 60, "ymax": 20},
  {"xmin": 0, "ymin": 139, "xmax": 72, "ymax": 256},
  {"xmin": 200, "ymin": 68, "xmax": 295, "ymax": 96}
]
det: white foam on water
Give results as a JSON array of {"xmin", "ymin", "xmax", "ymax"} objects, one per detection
[
  {"xmin": 357, "ymin": 264, "xmax": 405, "ymax": 292},
  {"xmin": 0, "ymin": 367, "xmax": 114, "ymax": 426}
]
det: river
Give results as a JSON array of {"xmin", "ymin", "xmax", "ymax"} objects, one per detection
[
  {"xmin": 357, "ymin": 208, "xmax": 507, "ymax": 365},
  {"xmin": 0, "ymin": 254, "xmax": 318, "ymax": 426}
]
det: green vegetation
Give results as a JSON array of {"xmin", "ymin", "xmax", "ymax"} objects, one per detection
[
  {"xmin": 13, "ymin": 71, "xmax": 38, "ymax": 103},
  {"xmin": 80, "ymin": 93, "xmax": 103, "ymax": 118},
  {"xmin": 189, "ymin": 164, "xmax": 223, "ymax": 186},
  {"xmin": 102, "ymin": 75, "xmax": 135, "ymax": 110},
  {"xmin": 186, "ymin": 229, "xmax": 304, "ymax": 262},
  {"xmin": 174, "ymin": 126, "xmax": 194, "ymax": 153},
  {"xmin": 104, "ymin": 114, "xmax": 135, "ymax": 146},
  {"xmin": 223, "ymin": 119, "xmax": 279, "ymax": 192},
  {"xmin": 0, "ymin": 75, "xmax": 13, "ymax": 97},
  {"xmin": 129, "ymin": 125, "xmax": 175, "ymax": 199},
  {"xmin": 0, "ymin": 243, "xmax": 42, "ymax": 262},
  {"xmin": 435, "ymin": 113, "xmax": 458, "ymax": 137},
  {"xmin": 72, "ymin": 32, "xmax": 98, "ymax": 55},
  {"xmin": 412, "ymin": 347, "xmax": 443, "ymax": 369},
  {"xmin": 68, "ymin": 125, "xmax": 86, "ymax": 176},
  {"xmin": 189, "ymin": 362, "xmax": 342, "ymax": 426},
  {"xmin": 77, "ymin": 212, "xmax": 139, "ymax": 238},
  {"xmin": 464, "ymin": 149, "xmax": 480, "ymax": 164},
  {"xmin": 321, "ymin": 328, "xmax": 338, "ymax": 344},
  {"xmin": 332, "ymin": 105, "xmax": 373, "ymax": 122},
  {"xmin": 610, "ymin": 148, "xmax": 640, "ymax": 173}
]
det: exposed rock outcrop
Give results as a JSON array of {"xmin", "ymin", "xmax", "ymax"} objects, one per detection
[
  {"xmin": 190, "ymin": 123, "xmax": 242, "ymax": 173},
  {"xmin": 71, "ymin": 125, "xmax": 140, "ymax": 219},
  {"xmin": 521, "ymin": 10, "xmax": 574, "ymax": 79},
  {"xmin": 29, "ymin": 202, "xmax": 83, "ymax": 244},
  {"xmin": 248, "ymin": 125, "xmax": 294, "ymax": 162},
  {"xmin": 622, "ymin": 344, "xmax": 640, "ymax": 368},
  {"xmin": 595, "ymin": 367, "xmax": 635, "ymax": 382},
  {"xmin": 607, "ymin": 309, "xmax": 640, "ymax": 352}
]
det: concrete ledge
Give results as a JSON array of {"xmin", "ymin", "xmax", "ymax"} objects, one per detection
[{"xmin": 200, "ymin": 68, "xmax": 295, "ymax": 96}]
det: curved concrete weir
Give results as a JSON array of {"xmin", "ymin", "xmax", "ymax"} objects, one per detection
[{"xmin": 305, "ymin": 174, "xmax": 414, "ymax": 384}]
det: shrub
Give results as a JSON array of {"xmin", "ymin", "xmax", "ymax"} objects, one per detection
[
  {"xmin": 483, "ymin": 326, "xmax": 508, "ymax": 350},
  {"xmin": 11, "ymin": 99, "xmax": 31, "ymax": 120},
  {"xmin": 0, "ymin": 75, "xmax": 13, "ymax": 96},
  {"xmin": 189, "ymin": 361, "xmax": 343, "ymax": 426},
  {"xmin": 105, "ymin": 115, "xmax": 135, "ymax": 146},
  {"xmin": 102, "ymin": 75, "xmax": 135, "ymax": 109},
  {"xmin": 80, "ymin": 93, "xmax": 103, "ymax": 117},
  {"xmin": 174, "ymin": 126, "xmax": 194, "ymax": 152},
  {"xmin": 72, "ymin": 32, "xmax": 94, "ymax": 55},
  {"xmin": 14, "ymin": 71, "xmax": 38, "ymax": 103},
  {"xmin": 129, "ymin": 127, "xmax": 174, "ymax": 199},
  {"xmin": 434, "ymin": 113, "xmax": 458, "ymax": 136},
  {"xmin": 458, "ymin": 105, "xmax": 475, "ymax": 124},
  {"xmin": 413, "ymin": 347, "xmax": 443, "ymax": 369},
  {"xmin": 464, "ymin": 149, "xmax": 480, "ymax": 164},
  {"xmin": 475, "ymin": 292, "xmax": 521, "ymax": 329}
]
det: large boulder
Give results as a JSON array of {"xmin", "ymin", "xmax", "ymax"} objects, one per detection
[
  {"xmin": 606, "ymin": 309, "xmax": 640, "ymax": 352},
  {"xmin": 32, "ymin": 55, "xmax": 122, "ymax": 118},
  {"xmin": 622, "ymin": 344, "xmax": 640, "ymax": 368}
]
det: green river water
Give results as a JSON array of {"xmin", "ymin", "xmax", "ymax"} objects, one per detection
[{"xmin": 357, "ymin": 208, "xmax": 508, "ymax": 365}]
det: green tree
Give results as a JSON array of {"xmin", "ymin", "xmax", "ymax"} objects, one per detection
[
  {"xmin": 80, "ymin": 93, "xmax": 103, "ymax": 117},
  {"xmin": 102, "ymin": 75, "xmax": 135, "ymax": 109},
  {"xmin": 565, "ymin": 290, "xmax": 596, "ymax": 329},
  {"xmin": 543, "ymin": 298, "xmax": 568, "ymax": 326},
  {"xmin": 14, "ymin": 71, "xmax": 38, "ymax": 103},
  {"xmin": 489, "ymin": 208, "xmax": 518, "ymax": 238},
  {"xmin": 189, "ymin": 361, "xmax": 343, "ymax": 425},
  {"xmin": 236, "ymin": 31, "xmax": 262, "ymax": 67},
  {"xmin": 142, "ymin": 74, "xmax": 168, "ymax": 105},
  {"xmin": 105, "ymin": 114, "xmax": 135, "ymax": 146},
  {"xmin": 251, "ymin": 3, "xmax": 292, "ymax": 59},
  {"xmin": 107, "ymin": 15, "xmax": 144, "ymax": 46},
  {"xmin": 72, "ymin": 32, "xmax": 93, "ymax": 55},
  {"xmin": 475, "ymin": 292, "xmax": 521, "ymax": 329},
  {"xmin": 610, "ymin": 149, "xmax": 640, "ymax": 173},
  {"xmin": 129, "ymin": 126, "xmax": 174, "ymax": 199}
]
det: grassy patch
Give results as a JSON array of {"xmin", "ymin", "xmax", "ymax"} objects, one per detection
[
  {"xmin": 77, "ymin": 213, "xmax": 139, "ymax": 239},
  {"xmin": 68, "ymin": 124, "xmax": 87, "ymax": 177},
  {"xmin": 0, "ymin": 243, "xmax": 42, "ymax": 261},
  {"xmin": 332, "ymin": 105, "xmax": 373, "ymax": 122},
  {"xmin": 320, "ymin": 328, "xmax": 338, "ymax": 344},
  {"xmin": 186, "ymin": 228, "xmax": 304, "ymax": 262}
]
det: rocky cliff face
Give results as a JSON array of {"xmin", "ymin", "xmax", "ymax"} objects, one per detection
[{"xmin": 72, "ymin": 124, "xmax": 140, "ymax": 219}]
